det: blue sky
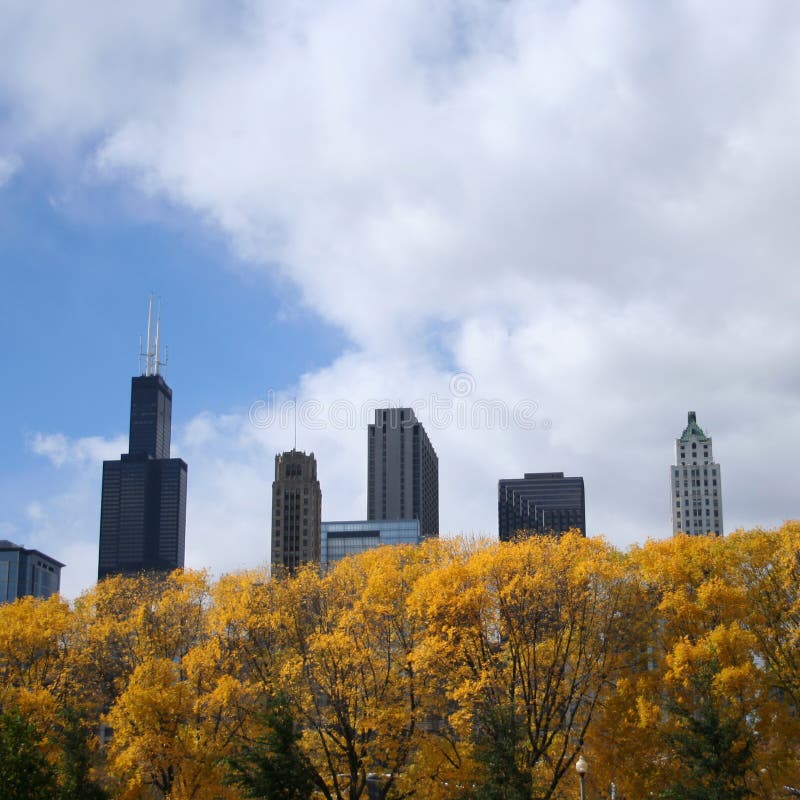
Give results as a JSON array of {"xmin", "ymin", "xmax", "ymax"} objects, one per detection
[
  {"xmin": 0, "ymin": 166, "xmax": 344, "ymax": 442},
  {"xmin": 2, "ymin": 0, "xmax": 799, "ymax": 597}
]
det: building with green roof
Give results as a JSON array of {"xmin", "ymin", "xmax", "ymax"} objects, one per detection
[{"xmin": 669, "ymin": 411, "xmax": 723, "ymax": 536}]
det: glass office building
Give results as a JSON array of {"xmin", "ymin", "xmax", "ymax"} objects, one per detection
[
  {"xmin": 321, "ymin": 519, "xmax": 421, "ymax": 568},
  {"xmin": 0, "ymin": 540, "xmax": 64, "ymax": 603},
  {"xmin": 498, "ymin": 472, "xmax": 586, "ymax": 540}
]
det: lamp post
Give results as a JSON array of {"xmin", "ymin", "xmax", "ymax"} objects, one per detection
[{"xmin": 575, "ymin": 754, "xmax": 588, "ymax": 800}]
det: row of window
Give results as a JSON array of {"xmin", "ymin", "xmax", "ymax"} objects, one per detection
[{"xmin": 676, "ymin": 510, "xmax": 720, "ymax": 519}]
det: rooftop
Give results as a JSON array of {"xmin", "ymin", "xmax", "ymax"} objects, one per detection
[{"xmin": 680, "ymin": 411, "xmax": 710, "ymax": 443}]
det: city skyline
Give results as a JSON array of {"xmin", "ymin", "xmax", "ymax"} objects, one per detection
[{"xmin": 2, "ymin": 2, "xmax": 799, "ymax": 599}]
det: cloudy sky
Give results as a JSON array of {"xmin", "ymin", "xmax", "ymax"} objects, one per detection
[{"xmin": 2, "ymin": 0, "xmax": 799, "ymax": 599}]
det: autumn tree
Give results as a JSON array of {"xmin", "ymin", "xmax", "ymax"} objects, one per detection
[
  {"xmin": 276, "ymin": 542, "xmax": 452, "ymax": 800},
  {"xmin": 735, "ymin": 523, "xmax": 800, "ymax": 796},
  {"xmin": 0, "ymin": 593, "xmax": 73, "ymax": 727},
  {"xmin": 588, "ymin": 533, "xmax": 778, "ymax": 799},
  {"xmin": 410, "ymin": 533, "xmax": 637, "ymax": 800},
  {"xmin": 101, "ymin": 570, "xmax": 247, "ymax": 800}
]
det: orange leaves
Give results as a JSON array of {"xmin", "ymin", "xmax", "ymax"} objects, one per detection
[{"xmin": 2, "ymin": 525, "xmax": 800, "ymax": 799}]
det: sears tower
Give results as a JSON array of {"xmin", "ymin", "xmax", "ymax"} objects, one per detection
[{"xmin": 98, "ymin": 299, "xmax": 188, "ymax": 579}]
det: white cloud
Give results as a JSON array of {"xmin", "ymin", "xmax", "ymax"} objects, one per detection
[
  {"xmin": 4, "ymin": 1, "xmax": 800, "ymax": 596},
  {"xmin": 29, "ymin": 432, "xmax": 126, "ymax": 468},
  {"xmin": 0, "ymin": 155, "xmax": 20, "ymax": 186}
]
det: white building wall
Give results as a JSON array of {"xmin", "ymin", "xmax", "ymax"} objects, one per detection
[{"xmin": 670, "ymin": 413, "xmax": 723, "ymax": 536}]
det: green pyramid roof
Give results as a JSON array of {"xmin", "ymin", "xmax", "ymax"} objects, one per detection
[{"xmin": 680, "ymin": 411, "xmax": 709, "ymax": 442}]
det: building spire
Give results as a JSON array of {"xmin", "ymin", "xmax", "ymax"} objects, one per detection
[
  {"xmin": 138, "ymin": 294, "xmax": 168, "ymax": 377},
  {"xmin": 144, "ymin": 294, "xmax": 153, "ymax": 376},
  {"xmin": 154, "ymin": 298, "xmax": 161, "ymax": 376}
]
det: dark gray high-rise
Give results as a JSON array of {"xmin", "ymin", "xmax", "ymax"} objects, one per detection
[
  {"xmin": 498, "ymin": 472, "xmax": 585, "ymax": 540},
  {"xmin": 367, "ymin": 408, "xmax": 439, "ymax": 539},
  {"xmin": 98, "ymin": 301, "xmax": 187, "ymax": 579}
]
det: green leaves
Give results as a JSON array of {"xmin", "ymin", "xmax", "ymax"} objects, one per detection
[
  {"xmin": 0, "ymin": 709, "xmax": 58, "ymax": 800},
  {"xmin": 226, "ymin": 693, "xmax": 320, "ymax": 800}
]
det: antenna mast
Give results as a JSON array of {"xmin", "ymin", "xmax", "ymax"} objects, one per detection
[
  {"xmin": 154, "ymin": 298, "xmax": 161, "ymax": 376},
  {"xmin": 293, "ymin": 396, "xmax": 297, "ymax": 451},
  {"xmin": 138, "ymin": 294, "xmax": 168, "ymax": 377},
  {"xmin": 145, "ymin": 294, "xmax": 154, "ymax": 376}
]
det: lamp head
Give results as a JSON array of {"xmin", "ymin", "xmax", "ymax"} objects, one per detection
[{"xmin": 575, "ymin": 754, "xmax": 588, "ymax": 775}]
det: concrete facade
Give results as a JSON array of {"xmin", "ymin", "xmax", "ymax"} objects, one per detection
[{"xmin": 367, "ymin": 408, "xmax": 439, "ymax": 539}]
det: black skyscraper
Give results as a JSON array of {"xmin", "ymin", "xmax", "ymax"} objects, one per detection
[
  {"xmin": 98, "ymin": 300, "xmax": 187, "ymax": 579},
  {"xmin": 498, "ymin": 472, "xmax": 585, "ymax": 541}
]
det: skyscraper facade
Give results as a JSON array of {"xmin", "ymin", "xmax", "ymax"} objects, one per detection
[
  {"xmin": 271, "ymin": 450, "xmax": 322, "ymax": 571},
  {"xmin": 0, "ymin": 540, "xmax": 63, "ymax": 603},
  {"xmin": 98, "ymin": 301, "xmax": 188, "ymax": 579},
  {"xmin": 498, "ymin": 472, "xmax": 586, "ymax": 541},
  {"xmin": 367, "ymin": 408, "xmax": 439, "ymax": 539},
  {"xmin": 670, "ymin": 411, "xmax": 723, "ymax": 536}
]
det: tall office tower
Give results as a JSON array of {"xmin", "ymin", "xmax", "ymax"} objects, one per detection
[
  {"xmin": 271, "ymin": 450, "xmax": 322, "ymax": 571},
  {"xmin": 498, "ymin": 472, "xmax": 586, "ymax": 541},
  {"xmin": 98, "ymin": 299, "xmax": 188, "ymax": 579},
  {"xmin": 670, "ymin": 411, "xmax": 723, "ymax": 536},
  {"xmin": 367, "ymin": 408, "xmax": 439, "ymax": 539},
  {"xmin": 0, "ymin": 540, "xmax": 63, "ymax": 603}
]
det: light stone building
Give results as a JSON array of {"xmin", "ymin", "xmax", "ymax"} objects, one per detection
[{"xmin": 670, "ymin": 411, "xmax": 723, "ymax": 536}]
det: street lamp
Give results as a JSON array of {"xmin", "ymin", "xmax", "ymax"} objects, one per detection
[{"xmin": 575, "ymin": 754, "xmax": 588, "ymax": 800}]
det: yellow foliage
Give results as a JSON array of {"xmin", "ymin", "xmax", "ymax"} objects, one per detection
[{"xmin": 1, "ymin": 526, "xmax": 799, "ymax": 799}]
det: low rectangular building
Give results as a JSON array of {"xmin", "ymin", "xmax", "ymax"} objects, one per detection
[
  {"xmin": 0, "ymin": 540, "xmax": 64, "ymax": 603},
  {"xmin": 321, "ymin": 518, "xmax": 421, "ymax": 568},
  {"xmin": 498, "ymin": 472, "xmax": 586, "ymax": 540}
]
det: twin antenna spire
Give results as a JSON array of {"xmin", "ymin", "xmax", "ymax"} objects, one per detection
[{"xmin": 138, "ymin": 294, "xmax": 168, "ymax": 377}]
